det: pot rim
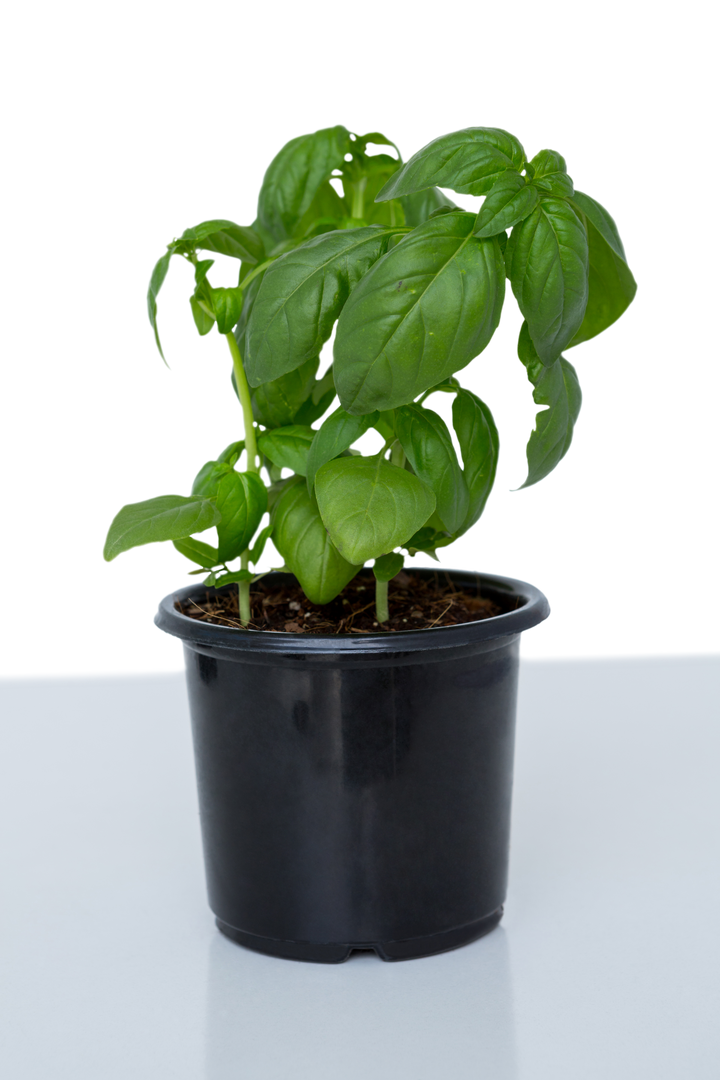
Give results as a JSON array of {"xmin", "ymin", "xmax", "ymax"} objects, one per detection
[{"xmin": 155, "ymin": 568, "xmax": 549, "ymax": 660}]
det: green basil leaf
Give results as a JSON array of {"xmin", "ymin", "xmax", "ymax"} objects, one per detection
[
  {"xmin": 292, "ymin": 364, "xmax": 337, "ymax": 425},
  {"xmin": 104, "ymin": 495, "xmax": 220, "ymax": 561},
  {"xmin": 402, "ymin": 526, "xmax": 442, "ymax": 559},
  {"xmin": 568, "ymin": 192, "xmax": 636, "ymax": 346},
  {"xmin": 191, "ymin": 460, "xmax": 232, "ymax": 498},
  {"xmin": 272, "ymin": 477, "xmax": 360, "ymax": 604},
  {"xmin": 216, "ymin": 441, "xmax": 245, "ymax": 467},
  {"xmin": 474, "ymin": 172, "xmax": 539, "ymax": 238},
  {"xmin": 518, "ymin": 322, "xmax": 581, "ymax": 487},
  {"xmin": 570, "ymin": 190, "xmax": 626, "ymax": 257},
  {"xmin": 395, "ymin": 404, "xmax": 469, "ymax": 534},
  {"xmin": 248, "ymin": 523, "xmax": 273, "ymax": 565},
  {"xmin": 315, "ymin": 456, "xmax": 436, "ymax": 564},
  {"xmin": 529, "ymin": 150, "xmax": 574, "ymax": 198},
  {"xmin": 257, "ymin": 126, "xmax": 352, "ymax": 244},
  {"xmin": 508, "ymin": 198, "xmax": 589, "ymax": 365},
  {"xmin": 305, "ymin": 406, "xmax": 375, "ymax": 493},
  {"xmin": 451, "ymin": 388, "xmax": 499, "ymax": 532},
  {"xmin": 346, "ymin": 155, "xmax": 405, "ymax": 227},
  {"xmin": 257, "ymin": 425, "xmax": 316, "ymax": 476},
  {"xmin": 173, "ymin": 536, "xmax": 220, "ymax": 567},
  {"xmin": 178, "ymin": 220, "xmax": 264, "ymax": 265},
  {"xmin": 147, "ymin": 251, "xmax": 172, "ymax": 361},
  {"xmin": 244, "ymin": 226, "xmax": 398, "ymax": 386},
  {"xmin": 251, "ymin": 357, "xmax": 319, "ymax": 428},
  {"xmin": 334, "ymin": 211, "xmax": 505, "ymax": 414},
  {"xmin": 373, "ymin": 552, "xmax": 404, "ymax": 581},
  {"xmin": 399, "ymin": 188, "xmax": 458, "ymax": 227},
  {"xmin": 189, "ymin": 294, "xmax": 215, "ymax": 336},
  {"xmin": 215, "ymin": 471, "xmax": 268, "ymax": 563},
  {"xmin": 212, "ymin": 285, "xmax": 244, "ymax": 334},
  {"xmin": 376, "ymin": 128, "xmax": 525, "ymax": 200},
  {"xmin": 207, "ymin": 569, "xmax": 254, "ymax": 588},
  {"xmin": 294, "ymin": 180, "xmax": 347, "ymax": 238}
]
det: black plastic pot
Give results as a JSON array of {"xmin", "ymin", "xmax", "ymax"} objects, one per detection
[{"xmin": 156, "ymin": 569, "xmax": 549, "ymax": 963}]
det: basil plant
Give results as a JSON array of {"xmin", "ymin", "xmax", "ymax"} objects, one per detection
[{"xmin": 105, "ymin": 126, "xmax": 636, "ymax": 626}]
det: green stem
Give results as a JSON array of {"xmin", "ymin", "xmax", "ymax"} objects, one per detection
[
  {"xmin": 391, "ymin": 441, "xmax": 406, "ymax": 469},
  {"xmin": 225, "ymin": 333, "xmax": 258, "ymax": 628},
  {"xmin": 375, "ymin": 578, "xmax": 389, "ymax": 624},
  {"xmin": 350, "ymin": 178, "xmax": 366, "ymax": 220}
]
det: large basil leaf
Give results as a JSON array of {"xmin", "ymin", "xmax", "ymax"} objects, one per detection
[
  {"xmin": 176, "ymin": 220, "xmax": 264, "ymax": 265},
  {"xmin": 272, "ymin": 477, "xmax": 360, "ymax": 604},
  {"xmin": 147, "ymin": 251, "xmax": 172, "ymax": 360},
  {"xmin": 451, "ymin": 388, "xmax": 499, "ymax": 531},
  {"xmin": 376, "ymin": 128, "xmax": 525, "ymax": 200},
  {"xmin": 244, "ymin": 226, "xmax": 397, "ymax": 386},
  {"xmin": 507, "ymin": 198, "xmax": 589, "ymax": 365},
  {"xmin": 334, "ymin": 211, "xmax": 505, "ymax": 414},
  {"xmin": 395, "ymin": 404, "xmax": 469, "ymax": 533},
  {"xmin": 257, "ymin": 425, "xmax": 316, "ymax": 476},
  {"xmin": 251, "ymin": 357, "xmax": 319, "ymax": 428},
  {"xmin": 104, "ymin": 495, "xmax": 220, "ymax": 561},
  {"xmin": 256, "ymin": 126, "xmax": 352, "ymax": 244},
  {"xmin": 315, "ymin": 456, "xmax": 436, "ymax": 564},
  {"xmin": 518, "ymin": 322, "xmax": 581, "ymax": 487},
  {"xmin": 305, "ymin": 406, "xmax": 375, "ymax": 492},
  {"xmin": 474, "ymin": 172, "xmax": 539, "ymax": 238},
  {"xmin": 568, "ymin": 191, "xmax": 637, "ymax": 346}
]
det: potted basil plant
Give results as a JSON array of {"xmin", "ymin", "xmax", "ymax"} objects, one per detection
[{"xmin": 105, "ymin": 126, "xmax": 636, "ymax": 962}]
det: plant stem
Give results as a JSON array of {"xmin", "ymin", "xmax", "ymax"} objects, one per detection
[
  {"xmin": 351, "ymin": 178, "xmax": 366, "ymax": 220},
  {"xmin": 391, "ymin": 441, "xmax": 406, "ymax": 469},
  {"xmin": 375, "ymin": 578, "xmax": 389, "ymax": 624},
  {"xmin": 225, "ymin": 333, "xmax": 258, "ymax": 627}
]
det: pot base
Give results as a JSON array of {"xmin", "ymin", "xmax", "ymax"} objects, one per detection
[{"xmin": 216, "ymin": 907, "xmax": 503, "ymax": 964}]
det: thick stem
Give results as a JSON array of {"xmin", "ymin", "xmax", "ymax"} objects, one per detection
[
  {"xmin": 225, "ymin": 333, "xmax": 258, "ymax": 627},
  {"xmin": 350, "ymin": 178, "xmax": 366, "ymax": 220},
  {"xmin": 375, "ymin": 578, "xmax": 389, "ymax": 624}
]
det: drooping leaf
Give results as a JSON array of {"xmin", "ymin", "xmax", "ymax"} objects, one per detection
[
  {"xmin": 517, "ymin": 322, "xmax": 582, "ymax": 487},
  {"xmin": 568, "ymin": 191, "xmax": 637, "ymax": 346},
  {"xmin": 256, "ymin": 126, "xmax": 352, "ymax": 244},
  {"xmin": 315, "ymin": 456, "xmax": 436, "ymax": 564},
  {"xmin": 104, "ymin": 495, "xmax": 220, "ymax": 561},
  {"xmin": 214, "ymin": 471, "xmax": 268, "ymax": 563},
  {"xmin": 177, "ymin": 220, "xmax": 264, "ymax": 264},
  {"xmin": 305, "ymin": 406, "xmax": 375, "ymax": 493},
  {"xmin": 257, "ymin": 425, "xmax": 316, "ymax": 476},
  {"xmin": 474, "ymin": 172, "xmax": 539, "ymax": 238},
  {"xmin": 400, "ymin": 188, "xmax": 458, "ymax": 226},
  {"xmin": 529, "ymin": 150, "xmax": 574, "ymax": 198},
  {"xmin": 451, "ymin": 388, "xmax": 499, "ymax": 532},
  {"xmin": 376, "ymin": 128, "xmax": 526, "ymax": 200},
  {"xmin": 395, "ymin": 404, "xmax": 469, "ymax": 534},
  {"xmin": 334, "ymin": 211, "xmax": 505, "ymax": 414},
  {"xmin": 244, "ymin": 226, "xmax": 399, "ymax": 386},
  {"xmin": 507, "ymin": 198, "xmax": 588, "ymax": 364},
  {"xmin": 250, "ymin": 357, "xmax": 320, "ymax": 428},
  {"xmin": 173, "ymin": 536, "xmax": 220, "ymax": 567},
  {"xmin": 147, "ymin": 251, "xmax": 172, "ymax": 360},
  {"xmin": 272, "ymin": 477, "xmax": 360, "ymax": 604},
  {"xmin": 373, "ymin": 552, "xmax": 404, "ymax": 581}
]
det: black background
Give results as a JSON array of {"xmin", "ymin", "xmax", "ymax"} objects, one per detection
[{"xmin": 7, "ymin": 107, "xmax": 716, "ymax": 665}]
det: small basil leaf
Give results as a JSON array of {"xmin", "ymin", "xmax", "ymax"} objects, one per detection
[
  {"xmin": 474, "ymin": 172, "xmax": 539, "ymax": 238},
  {"xmin": 251, "ymin": 357, "xmax": 319, "ymax": 428},
  {"xmin": 272, "ymin": 477, "xmax": 360, "ymax": 604},
  {"xmin": 399, "ymin": 188, "xmax": 458, "ymax": 226},
  {"xmin": 568, "ymin": 193, "xmax": 637, "ymax": 347},
  {"xmin": 315, "ymin": 456, "xmax": 436, "ymax": 564},
  {"xmin": 529, "ymin": 150, "xmax": 574, "ymax": 198},
  {"xmin": 305, "ymin": 406, "xmax": 375, "ymax": 493},
  {"xmin": 518, "ymin": 322, "xmax": 581, "ymax": 487},
  {"xmin": 189, "ymin": 293, "xmax": 214, "ymax": 335},
  {"xmin": 216, "ymin": 441, "xmax": 245, "ymax": 467},
  {"xmin": 208, "ymin": 569, "xmax": 254, "ymax": 588},
  {"xmin": 373, "ymin": 552, "xmax": 404, "ymax": 582},
  {"xmin": 395, "ymin": 404, "xmax": 469, "ymax": 534},
  {"xmin": 104, "ymin": 495, "xmax": 220, "ymax": 561},
  {"xmin": 147, "ymin": 251, "xmax": 172, "ymax": 360},
  {"xmin": 178, "ymin": 220, "xmax": 264, "ymax": 264},
  {"xmin": 215, "ymin": 471, "xmax": 268, "ymax": 563},
  {"xmin": 248, "ymin": 523, "xmax": 273, "ymax": 565},
  {"xmin": 172, "ymin": 536, "xmax": 220, "ymax": 567},
  {"xmin": 451, "ymin": 389, "xmax": 499, "ymax": 532},
  {"xmin": 191, "ymin": 460, "xmax": 232, "ymax": 498},
  {"xmin": 257, "ymin": 425, "xmax": 316, "ymax": 476},
  {"xmin": 212, "ymin": 284, "xmax": 244, "ymax": 334}
]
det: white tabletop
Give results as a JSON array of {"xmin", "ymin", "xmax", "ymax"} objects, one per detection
[{"xmin": 1, "ymin": 657, "xmax": 718, "ymax": 1079}]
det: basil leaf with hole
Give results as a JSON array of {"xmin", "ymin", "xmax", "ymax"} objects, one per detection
[
  {"xmin": 147, "ymin": 251, "xmax": 172, "ymax": 360},
  {"xmin": 315, "ymin": 456, "xmax": 436, "ymax": 564},
  {"xmin": 244, "ymin": 226, "xmax": 399, "ymax": 386},
  {"xmin": 508, "ymin": 198, "xmax": 589, "ymax": 364},
  {"xmin": 334, "ymin": 211, "xmax": 505, "ymax": 414},
  {"xmin": 272, "ymin": 477, "xmax": 360, "ymax": 604},
  {"xmin": 215, "ymin": 471, "xmax": 268, "ymax": 562},
  {"xmin": 518, "ymin": 322, "xmax": 581, "ymax": 487},
  {"xmin": 451, "ymin": 388, "xmax": 499, "ymax": 532},
  {"xmin": 376, "ymin": 128, "xmax": 525, "ymax": 200},
  {"xmin": 173, "ymin": 536, "xmax": 220, "ymax": 567},
  {"xmin": 395, "ymin": 404, "xmax": 469, "ymax": 534},
  {"xmin": 257, "ymin": 425, "xmax": 316, "ymax": 476},
  {"xmin": 104, "ymin": 495, "xmax": 220, "ymax": 561},
  {"xmin": 373, "ymin": 552, "xmax": 404, "ymax": 581},
  {"xmin": 529, "ymin": 151, "xmax": 574, "ymax": 198},
  {"xmin": 250, "ymin": 357, "xmax": 319, "ymax": 428}
]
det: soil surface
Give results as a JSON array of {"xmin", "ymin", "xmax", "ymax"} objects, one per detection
[{"xmin": 178, "ymin": 571, "xmax": 509, "ymax": 634}]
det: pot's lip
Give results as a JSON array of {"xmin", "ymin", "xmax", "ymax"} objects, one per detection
[{"xmin": 155, "ymin": 568, "xmax": 549, "ymax": 658}]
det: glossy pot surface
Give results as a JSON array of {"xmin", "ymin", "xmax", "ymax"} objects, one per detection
[{"xmin": 156, "ymin": 569, "xmax": 549, "ymax": 962}]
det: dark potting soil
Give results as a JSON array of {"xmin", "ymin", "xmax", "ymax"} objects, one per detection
[{"xmin": 178, "ymin": 571, "xmax": 508, "ymax": 634}]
